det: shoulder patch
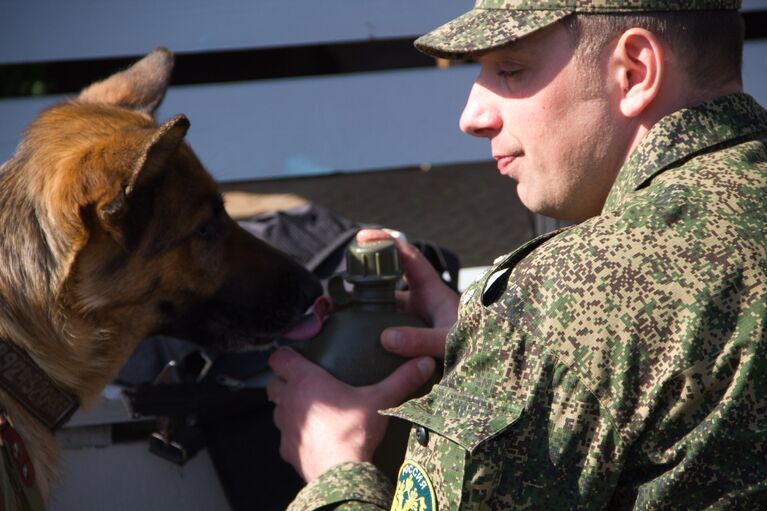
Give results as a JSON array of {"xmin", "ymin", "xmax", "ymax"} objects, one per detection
[{"xmin": 391, "ymin": 460, "xmax": 436, "ymax": 511}]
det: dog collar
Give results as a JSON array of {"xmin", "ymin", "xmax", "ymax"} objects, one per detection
[{"xmin": 0, "ymin": 341, "xmax": 79, "ymax": 430}]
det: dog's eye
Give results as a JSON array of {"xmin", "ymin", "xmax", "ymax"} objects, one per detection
[{"xmin": 195, "ymin": 218, "xmax": 217, "ymax": 239}]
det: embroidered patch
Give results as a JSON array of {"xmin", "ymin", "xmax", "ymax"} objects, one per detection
[{"xmin": 391, "ymin": 459, "xmax": 436, "ymax": 511}]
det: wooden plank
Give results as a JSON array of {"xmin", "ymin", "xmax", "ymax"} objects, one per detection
[
  {"xmin": 744, "ymin": 40, "xmax": 767, "ymax": 106},
  {"xmin": 0, "ymin": 0, "xmax": 466, "ymax": 64},
  {"xmin": 3, "ymin": 2, "xmax": 765, "ymax": 65},
  {"xmin": 3, "ymin": 39, "xmax": 766, "ymax": 183},
  {"xmin": 743, "ymin": 0, "xmax": 767, "ymax": 11},
  {"xmin": 0, "ymin": 65, "xmax": 488, "ymax": 181}
]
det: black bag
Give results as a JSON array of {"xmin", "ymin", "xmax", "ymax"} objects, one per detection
[{"xmin": 118, "ymin": 203, "xmax": 460, "ymax": 511}]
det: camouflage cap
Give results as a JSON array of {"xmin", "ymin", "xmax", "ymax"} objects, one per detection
[{"xmin": 415, "ymin": 0, "xmax": 741, "ymax": 59}]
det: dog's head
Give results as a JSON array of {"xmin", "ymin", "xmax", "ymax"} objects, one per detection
[{"xmin": 9, "ymin": 49, "xmax": 321, "ymax": 355}]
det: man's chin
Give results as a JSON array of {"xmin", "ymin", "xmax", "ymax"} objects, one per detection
[
  {"xmin": 516, "ymin": 186, "xmax": 548, "ymax": 216},
  {"xmin": 518, "ymin": 190, "xmax": 575, "ymax": 222}
]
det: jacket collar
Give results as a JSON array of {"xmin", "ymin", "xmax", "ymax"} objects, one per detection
[{"xmin": 602, "ymin": 93, "xmax": 767, "ymax": 213}]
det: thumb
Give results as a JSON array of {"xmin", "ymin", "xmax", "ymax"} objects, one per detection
[
  {"xmin": 368, "ymin": 357, "xmax": 436, "ymax": 409},
  {"xmin": 269, "ymin": 347, "xmax": 323, "ymax": 381},
  {"xmin": 381, "ymin": 326, "xmax": 449, "ymax": 359},
  {"xmin": 395, "ymin": 239, "xmax": 443, "ymax": 289}
]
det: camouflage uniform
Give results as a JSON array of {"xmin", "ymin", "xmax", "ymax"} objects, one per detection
[
  {"xmin": 289, "ymin": 2, "xmax": 767, "ymax": 510},
  {"xmin": 413, "ymin": 0, "xmax": 742, "ymax": 59}
]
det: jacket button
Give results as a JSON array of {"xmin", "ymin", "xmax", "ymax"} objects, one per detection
[{"xmin": 415, "ymin": 425, "xmax": 429, "ymax": 446}]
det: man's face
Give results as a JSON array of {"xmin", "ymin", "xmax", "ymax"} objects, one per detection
[{"xmin": 460, "ymin": 22, "xmax": 627, "ymax": 221}]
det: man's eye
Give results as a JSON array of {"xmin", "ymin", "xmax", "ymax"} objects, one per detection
[{"xmin": 498, "ymin": 69, "xmax": 521, "ymax": 78}]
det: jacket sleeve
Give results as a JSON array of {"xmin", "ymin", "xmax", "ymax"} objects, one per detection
[
  {"xmin": 383, "ymin": 360, "xmax": 624, "ymax": 510},
  {"xmin": 287, "ymin": 461, "xmax": 394, "ymax": 511}
]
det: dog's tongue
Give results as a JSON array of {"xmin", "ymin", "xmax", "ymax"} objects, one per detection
[{"xmin": 282, "ymin": 295, "xmax": 334, "ymax": 341}]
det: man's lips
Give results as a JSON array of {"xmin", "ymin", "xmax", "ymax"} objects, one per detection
[{"xmin": 494, "ymin": 154, "xmax": 521, "ymax": 177}]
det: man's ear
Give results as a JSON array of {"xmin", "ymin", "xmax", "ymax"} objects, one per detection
[
  {"xmin": 612, "ymin": 28, "xmax": 664, "ymax": 118},
  {"xmin": 79, "ymin": 48, "xmax": 174, "ymax": 115},
  {"xmin": 98, "ymin": 115, "xmax": 190, "ymax": 240}
]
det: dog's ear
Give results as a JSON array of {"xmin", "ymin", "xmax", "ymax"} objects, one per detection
[
  {"xmin": 127, "ymin": 114, "xmax": 190, "ymax": 192},
  {"xmin": 97, "ymin": 115, "xmax": 190, "ymax": 241},
  {"xmin": 79, "ymin": 48, "xmax": 174, "ymax": 115}
]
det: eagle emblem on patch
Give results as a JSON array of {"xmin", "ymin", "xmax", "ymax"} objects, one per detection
[{"xmin": 390, "ymin": 460, "xmax": 436, "ymax": 511}]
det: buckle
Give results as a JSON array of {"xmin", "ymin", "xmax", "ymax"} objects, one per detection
[
  {"xmin": 153, "ymin": 351, "xmax": 213, "ymax": 385},
  {"xmin": 141, "ymin": 351, "xmax": 212, "ymax": 466},
  {"xmin": 148, "ymin": 418, "xmax": 205, "ymax": 466}
]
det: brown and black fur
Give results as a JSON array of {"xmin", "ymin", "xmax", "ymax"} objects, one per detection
[{"xmin": 0, "ymin": 48, "xmax": 320, "ymax": 507}]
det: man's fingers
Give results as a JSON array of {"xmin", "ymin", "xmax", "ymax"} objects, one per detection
[
  {"xmin": 356, "ymin": 229, "xmax": 392, "ymax": 244},
  {"xmin": 268, "ymin": 347, "xmax": 315, "ymax": 380},
  {"xmin": 381, "ymin": 326, "xmax": 450, "ymax": 359},
  {"xmin": 272, "ymin": 400, "xmax": 285, "ymax": 430},
  {"xmin": 265, "ymin": 374, "xmax": 285, "ymax": 405},
  {"xmin": 356, "ymin": 229, "xmax": 440, "ymax": 290},
  {"xmin": 369, "ymin": 357, "xmax": 436, "ymax": 408},
  {"xmin": 395, "ymin": 239, "xmax": 443, "ymax": 288}
]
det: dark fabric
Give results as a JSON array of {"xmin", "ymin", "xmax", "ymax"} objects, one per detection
[
  {"xmin": 238, "ymin": 203, "xmax": 359, "ymax": 278},
  {"xmin": 200, "ymin": 402, "xmax": 303, "ymax": 511},
  {"xmin": 117, "ymin": 203, "xmax": 461, "ymax": 510}
]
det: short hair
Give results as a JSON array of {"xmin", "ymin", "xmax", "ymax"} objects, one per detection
[{"xmin": 563, "ymin": 12, "xmax": 745, "ymax": 91}]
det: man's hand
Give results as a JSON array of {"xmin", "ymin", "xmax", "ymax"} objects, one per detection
[
  {"xmin": 357, "ymin": 230, "xmax": 459, "ymax": 360},
  {"xmin": 267, "ymin": 230, "xmax": 456, "ymax": 482},
  {"xmin": 267, "ymin": 347, "xmax": 435, "ymax": 482}
]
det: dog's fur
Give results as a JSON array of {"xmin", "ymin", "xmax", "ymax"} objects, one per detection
[{"xmin": 0, "ymin": 48, "xmax": 320, "ymax": 507}]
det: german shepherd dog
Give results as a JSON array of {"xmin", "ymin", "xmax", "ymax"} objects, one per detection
[{"xmin": 0, "ymin": 49, "xmax": 321, "ymax": 509}]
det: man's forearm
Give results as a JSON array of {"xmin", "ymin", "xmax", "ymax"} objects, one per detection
[{"xmin": 287, "ymin": 462, "xmax": 393, "ymax": 511}]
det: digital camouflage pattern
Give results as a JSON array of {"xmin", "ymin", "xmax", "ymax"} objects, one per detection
[
  {"xmin": 286, "ymin": 462, "xmax": 393, "ymax": 511},
  {"xmin": 288, "ymin": 93, "xmax": 767, "ymax": 510},
  {"xmin": 414, "ymin": 0, "xmax": 741, "ymax": 59}
]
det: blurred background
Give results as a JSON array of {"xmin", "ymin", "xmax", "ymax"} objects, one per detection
[{"xmin": 5, "ymin": 1, "xmax": 765, "ymax": 268}]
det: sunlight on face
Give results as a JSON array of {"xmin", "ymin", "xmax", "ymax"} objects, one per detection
[{"xmin": 459, "ymin": 22, "xmax": 628, "ymax": 221}]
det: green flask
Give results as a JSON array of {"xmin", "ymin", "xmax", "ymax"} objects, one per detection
[{"xmin": 300, "ymin": 239, "xmax": 438, "ymax": 479}]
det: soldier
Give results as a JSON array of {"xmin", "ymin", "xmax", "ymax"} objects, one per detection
[{"xmin": 268, "ymin": 1, "xmax": 767, "ymax": 508}]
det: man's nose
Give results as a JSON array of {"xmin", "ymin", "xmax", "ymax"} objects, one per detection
[{"xmin": 459, "ymin": 82, "xmax": 502, "ymax": 138}]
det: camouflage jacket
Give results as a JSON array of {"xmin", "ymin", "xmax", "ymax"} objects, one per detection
[{"xmin": 288, "ymin": 93, "xmax": 767, "ymax": 510}]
